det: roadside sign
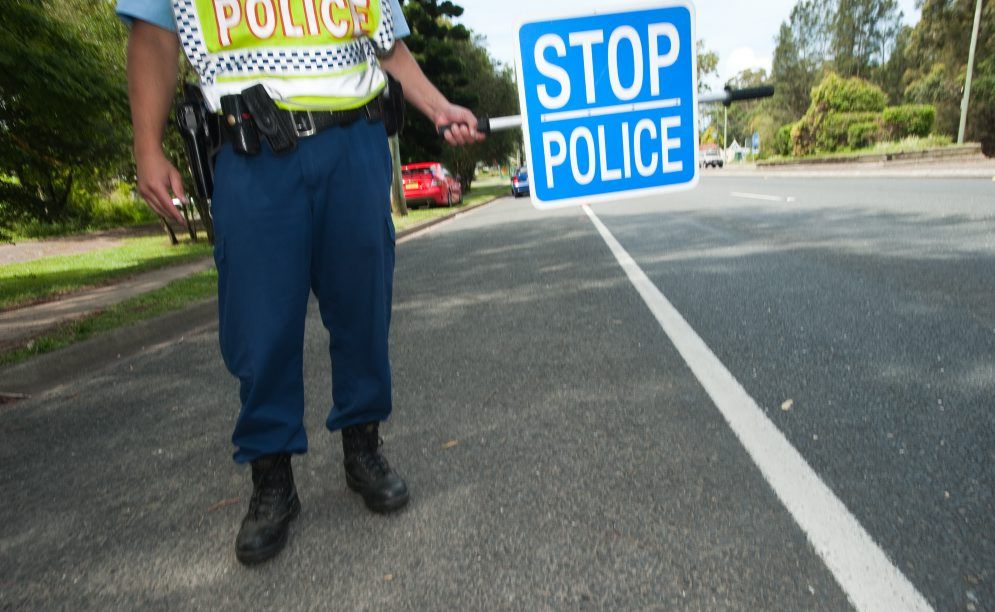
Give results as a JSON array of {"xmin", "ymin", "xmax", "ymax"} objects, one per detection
[
  {"xmin": 515, "ymin": 1, "xmax": 699, "ymax": 209},
  {"xmin": 752, "ymin": 132, "xmax": 760, "ymax": 153}
]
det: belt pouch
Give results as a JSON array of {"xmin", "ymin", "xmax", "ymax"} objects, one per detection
[
  {"xmin": 220, "ymin": 95, "xmax": 261, "ymax": 156},
  {"xmin": 382, "ymin": 74, "xmax": 405, "ymax": 137},
  {"xmin": 240, "ymin": 84, "xmax": 298, "ymax": 154}
]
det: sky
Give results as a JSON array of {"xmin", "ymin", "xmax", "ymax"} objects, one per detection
[{"xmin": 453, "ymin": 0, "xmax": 921, "ymax": 91}]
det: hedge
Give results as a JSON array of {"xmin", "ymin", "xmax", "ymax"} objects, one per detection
[
  {"xmin": 791, "ymin": 120, "xmax": 816, "ymax": 156},
  {"xmin": 882, "ymin": 105, "xmax": 935, "ymax": 139},
  {"xmin": 818, "ymin": 112, "xmax": 881, "ymax": 152},
  {"xmin": 810, "ymin": 73, "xmax": 887, "ymax": 114},
  {"xmin": 775, "ymin": 124, "xmax": 794, "ymax": 156},
  {"xmin": 847, "ymin": 122, "xmax": 880, "ymax": 149}
]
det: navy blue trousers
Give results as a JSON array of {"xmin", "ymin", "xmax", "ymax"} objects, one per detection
[{"xmin": 211, "ymin": 120, "xmax": 395, "ymax": 464}]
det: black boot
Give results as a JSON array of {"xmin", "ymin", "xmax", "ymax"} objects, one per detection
[
  {"xmin": 235, "ymin": 454, "xmax": 301, "ymax": 565},
  {"xmin": 342, "ymin": 423, "xmax": 409, "ymax": 513}
]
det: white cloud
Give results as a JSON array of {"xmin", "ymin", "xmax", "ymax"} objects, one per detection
[{"xmin": 723, "ymin": 46, "xmax": 773, "ymax": 80}]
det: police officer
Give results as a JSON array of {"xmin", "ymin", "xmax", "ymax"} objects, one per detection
[{"xmin": 117, "ymin": 0, "xmax": 483, "ymax": 565}]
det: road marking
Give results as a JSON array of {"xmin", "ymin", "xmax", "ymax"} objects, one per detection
[
  {"xmin": 582, "ymin": 204, "xmax": 933, "ymax": 612},
  {"xmin": 730, "ymin": 191, "xmax": 795, "ymax": 203}
]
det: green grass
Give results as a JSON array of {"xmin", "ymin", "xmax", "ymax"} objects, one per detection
[
  {"xmin": 0, "ymin": 176, "xmax": 509, "ymax": 367},
  {"xmin": 392, "ymin": 179, "xmax": 510, "ymax": 233},
  {"xmin": 0, "ymin": 235, "xmax": 212, "ymax": 311},
  {"xmin": 0, "ymin": 268, "xmax": 218, "ymax": 368}
]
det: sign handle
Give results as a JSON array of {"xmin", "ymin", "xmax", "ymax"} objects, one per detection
[
  {"xmin": 436, "ymin": 86, "xmax": 775, "ymax": 137},
  {"xmin": 437, "ymin": 116, "xmax": 492, "ymax": 137},
  {"xmin": 699, "ymin": 85, "xmax": 776, "ymax": 106}
]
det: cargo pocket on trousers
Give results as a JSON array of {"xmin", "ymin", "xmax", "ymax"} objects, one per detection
[{"xmin": 212, "ymin": 237, "xmax": 233, "ymax": 372}]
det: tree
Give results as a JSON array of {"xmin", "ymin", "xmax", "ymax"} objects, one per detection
[
  {"xmin": 399, "ymin": 0, "xmax": 473, "ymax": 166},
  {"xmin": 440, "ymin": 36, "xmax": 519, "ymax": 189},
  {"xmin": 697, "ymin": 41, "xmax": 719, "ymax": 92},
  {"xmin": 878, "ymin": 24, "xmax": 914, "ymax": 102},
  {"xmin": 399, "ymin": 0, "xmax": 519, "ymax": 188},
  {"xmin": 770, "ymin": 0, "xmax": 904, "ymax": 121},
  {"xmin": 770, "ymin": 0, "xmax": 836, "ymax": 122},
  {"xmin": 900, "ymin": 0, "xmax": 994, "ymax": 153},
  {"xmin": 0, "ymin": 0, "xmax": 131, "ymax": 237},
  {"xmin": 832, "ymin": 0, "xmax": 903, "ymax": 78},
  {"xmin": 707, "ymin": 69, "xmax": 775, "ymax": 152}
]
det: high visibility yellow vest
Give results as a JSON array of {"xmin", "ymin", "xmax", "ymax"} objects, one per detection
[{"xmin": 172, "ymin": 0, "xmax": 395, "ymax": 111}]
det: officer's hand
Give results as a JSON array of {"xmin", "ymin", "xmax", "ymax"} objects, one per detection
[
  {"xmin": 435, "ymin": 104, "xmax": 486, "ymax": 147},
  {"xmin": 135, "ymin": 149, "xmax": 188, "ymax": 226}
]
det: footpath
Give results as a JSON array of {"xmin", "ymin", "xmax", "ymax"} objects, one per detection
[
  {"xmin": 0, "ymin": 225, "xmax": 161, "ymax": 266},
  {"xmin": 0, "ymin": 192, "xmax": 502, "ymax": 400}
]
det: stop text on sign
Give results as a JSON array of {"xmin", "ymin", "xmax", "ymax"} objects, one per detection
[{"xmin": 515, "ymin": 2, "xmax": 699, "ymax": 208}]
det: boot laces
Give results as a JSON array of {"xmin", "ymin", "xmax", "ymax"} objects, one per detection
[
  {"xmin": 359, "ymin": 437, "xmax": 390, "ymax": 478},
  {"xmin": 249, "ymin": 461, "xmax": 290, "ymax": 520}
]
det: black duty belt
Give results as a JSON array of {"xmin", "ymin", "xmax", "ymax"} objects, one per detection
[
  {"xmin": 220, "ymin": 92, "xmax": 384, "ymax": 154},
  {"xmin": 286, "ymin": 100, "xmax": 383, "ymax": 138}
]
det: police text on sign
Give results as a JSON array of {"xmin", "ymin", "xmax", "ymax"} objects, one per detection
[{"xmin": 516, "ymin": 2, "xmax": 698, "ymax": 208}]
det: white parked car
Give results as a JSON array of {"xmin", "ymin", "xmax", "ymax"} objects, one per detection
[{"xmin": 700, "ymin": 148, "xmax": 724, "ymax": 168}]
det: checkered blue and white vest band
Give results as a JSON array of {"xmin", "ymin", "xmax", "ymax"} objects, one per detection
[{"xmin": 172, "ymin": 0, "xmax": 396, "ymax": 112}]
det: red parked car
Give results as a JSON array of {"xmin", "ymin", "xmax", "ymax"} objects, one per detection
[{"xmin": 401, "ymin": 162, "xmax": 463, "ymax": 207}]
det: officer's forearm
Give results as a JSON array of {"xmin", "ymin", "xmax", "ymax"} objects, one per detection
[
  {"xmin": 380, "ymin": 41, "xmax": 449, "ymax": 121},
  {"xmin": 126, "ymin": 21, "xmax": 180, "ymax": 156}
]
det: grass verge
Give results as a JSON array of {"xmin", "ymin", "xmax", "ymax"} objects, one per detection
[
  {"xmin": 0, "ymin": 178, "xmax": 509, "ymax": 368},
  {"xmin": 0, "ymin": 235, "xmax": 212, "ymax": 311},
  {"xmin": 760, "ymin": 136, "xmax": 964, "ymax": 165},
  {"xmin": 0, "ymin": 268, "xmax": 217, "ymax": 368},
  {"xmin": 392, "ymin": 180, "xmax": 509, "ymax": 233}
]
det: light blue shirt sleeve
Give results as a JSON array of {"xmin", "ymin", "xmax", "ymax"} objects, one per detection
[
  {"xmin": 117, "ymin": 0, "xmax": 408, "ymax": 37},
  {"xmin": 116, "ymin": 0, "xmax": 177, "ymax": 32},
  {"xmin": 390, "ymin": 0, "xmax": 410, "ymax": 38}
]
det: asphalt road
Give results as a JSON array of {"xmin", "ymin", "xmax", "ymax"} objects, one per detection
[{"xmin": 0, "ymin": 174, "xmax": 992, "ymax": 610}]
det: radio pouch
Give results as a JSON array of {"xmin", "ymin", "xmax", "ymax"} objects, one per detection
[
  {"xmin": 383, "ymin": 73, "xmax": 406, "ymax": 138},
  {"xmin": 240, "ymin": 84, "xmax": 298, "ymax": 154}
]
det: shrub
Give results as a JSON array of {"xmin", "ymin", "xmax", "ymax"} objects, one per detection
[
  {"xmin": 789, "ymin": 73, "xmax": 889, "ymax": 156},
  {"xmin": 818, "ymin": 112, "xmax": 881, "ymax": 152},
  {"xmin": 847, "ymin": 122, "xmax": 880, "ymax": 150},
  {"xmin": 810, "ymin": 72, "xmax": 887, "ymax": 114},
  {"xmin": 791, "ymin": 119, "xmax": 817, "ymax": 156},
  {"xmin": 882, "ymin": 105, "xmax": 935, "ymax": 139},
  {"xmin": 775, "ymin": 124, "xmax": 794, "ymax": 156}
]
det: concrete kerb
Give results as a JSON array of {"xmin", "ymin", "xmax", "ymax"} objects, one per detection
[
  {"xmin": 395, "ymin": 194, "xmax": 505, "ymax": 242},
  {"xmin": 0, "ymin": 194, "xmax": 509, "ymax": 402},
  {"xmin": 0, "ymin": 299, "xmax": 218, "ymax": 401},
  {"xmin": 757, "ymin": 144, "xmax": 985, "ymax": 168}
]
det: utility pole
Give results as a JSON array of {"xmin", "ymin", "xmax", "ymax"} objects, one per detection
[
  {"xmin": 958, "ymin": 0, "xmax": 984, "ymax": 144},
  {"xmin": 723, "ymin": 105, "xmax": 728, "ymax": 151},
  {"xmin": 389, "ymin": 135, "xmax": 408, "ymax": 216}
]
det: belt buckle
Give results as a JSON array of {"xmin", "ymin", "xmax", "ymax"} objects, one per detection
[{"xmin": 293, "ymin": 111, "xmax": 316, "ymax": 138}]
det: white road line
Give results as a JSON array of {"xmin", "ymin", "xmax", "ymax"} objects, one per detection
[
  {"xmin": 582, "ymin": 204, "xmax": 933, "ymax": 612},
  {"xmin": 730, "ymin": 191, "xmax": 789, "ymax": 202},
  {"xmin": 540, "ymin": 98, "xmax": 681, "ymax": 123}
]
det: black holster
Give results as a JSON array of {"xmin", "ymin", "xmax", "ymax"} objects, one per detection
[
  {"xmin": 239, "ymin": 84, "xmax": 298, "ymax": 154},
  {"xmin": 175, "ymin": 83, "xmax": 221, "ymax": 202},
  {"xmin": 382, "ymin": 73, "xmax": 405, "ymax": 137}
]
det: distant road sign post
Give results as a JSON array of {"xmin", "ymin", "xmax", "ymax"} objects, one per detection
[{"xmin": 515, "ymin": 1, "xmax": 699, "ymax": 209}]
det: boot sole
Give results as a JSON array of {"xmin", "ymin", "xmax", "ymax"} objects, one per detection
[
  {"xmin": 235, "ymin": 495, "xmax": 301, "ymax": 566},
  {"xmin": 345, "ymin": 474, "xmax": 409, "ymax": 513}
]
